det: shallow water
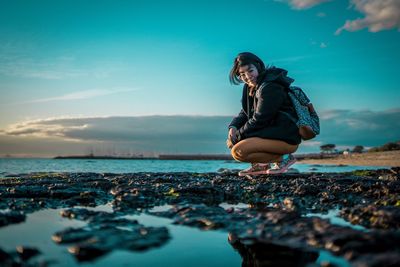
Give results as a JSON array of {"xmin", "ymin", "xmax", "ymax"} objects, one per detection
[
  {"xmin": 0, "ymin": 203, "xmax": 352, "ymax": 267},
  {"xmin": 305, "ymin": 209, "xmax": 367, "ymax": 232},
  {"xmin": 0, "ymin": 204, "xmax": 241, "ymax": 267},
  {"xmin": 0, "ymin": 158, "xmax": 386, "ymax": 176}
]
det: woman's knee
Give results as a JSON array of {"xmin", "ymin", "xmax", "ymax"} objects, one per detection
[
  {"xmin": 231, "ymin": 144, "xmax": 248, "ymax": 162},
  {"xmin": 285, "ymin": 144, "xmax": 299, "ymax": 154}
]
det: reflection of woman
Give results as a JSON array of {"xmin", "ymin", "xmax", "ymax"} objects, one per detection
[
  {"xmin": 228, "ymin": 232, "xmax": 318, "ymax": 266},
  {"xmin": 227, "ymin": 52, "xmax": 301, "ymax": 176}
]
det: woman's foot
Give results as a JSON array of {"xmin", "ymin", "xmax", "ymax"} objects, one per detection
[
  {"xmin": 238, "ymin": 163, "xmax": 272, "ymax": 176},
  {"xmin": 266, "ymin": 154, "xmax": 296, "ymax": 174}
]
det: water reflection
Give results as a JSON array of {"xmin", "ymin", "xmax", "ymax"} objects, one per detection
[{"xmin": 227, "ymin": 232, "xmax": 319, "ymax": 267}]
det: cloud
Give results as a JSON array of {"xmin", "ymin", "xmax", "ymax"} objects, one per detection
[
  {"xmin": 17, "ymin": 87, "xmax": 139, "ymax": 104},
  {"xmin": 1, "ymin": 88, "xmax": 139, "ymax": 106},
  {"xmin": 0, "ymin": 116, "xmax": 231, "ymax": 155},
  {"xmin": 318, "ymin": 108, "xmax": 400, "ymax": 145},
  {"xmin": 1, "ymin": 109, "xmax": 399, "ymax": 156},
  {"xmin": 336, "ymin": 0, "xmax": 400, "ymax": 34},
  {"xmin": 275, "ymin": 0, "xmax": 399, "ymax": 34},
  {"xmin": 274, "ymin": 0, "xmax": 331, "ymax": 10}
]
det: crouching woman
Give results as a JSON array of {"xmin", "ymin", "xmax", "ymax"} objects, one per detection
[{"xmin": 227, "ymin": 52, "xmax": 301, "ymax": 175}]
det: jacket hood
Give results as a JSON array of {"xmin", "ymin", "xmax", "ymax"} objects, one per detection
[{"xmin": 260, "ymin": 67, "xmax": 294, "ymax": 87}]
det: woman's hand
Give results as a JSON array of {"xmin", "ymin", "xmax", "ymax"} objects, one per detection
[{"xmin": 227, "ymin": 127, "xmax": 238, "ymax": 149}]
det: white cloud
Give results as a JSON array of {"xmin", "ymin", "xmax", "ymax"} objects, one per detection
[
  {"xmin": 336, "ymin": 0, "xmax": 400, "ymax": 34},
  {"xmin": 274, "ymin": 0, "xmax": 331, "ymax": 10},
  {"xmin": 320, "ymin": 42, "xmax": 328, "ymax": 48}
]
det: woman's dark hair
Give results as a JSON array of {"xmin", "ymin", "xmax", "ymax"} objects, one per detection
[{"xmin": 229, "ymin": 52, "xmax": 267, "ymax": 85}]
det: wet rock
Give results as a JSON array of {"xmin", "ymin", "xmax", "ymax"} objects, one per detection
[
  {"xmin": 68, "ymin": 245, "xmax": 109, "ymax": 262},
  {"xmin": 0, "ymin": 211, "xmax": 25, "ymax": 227},
  {"xmin": 60, "ymin": 208, "xmax": 113, "ymax": 221},
  {"xmin": 0, "ymin": 246, "xmax": 45, "ymax": 266},
  {"xmin": 0, "ymin": 248, "xmax": 12, "ymax": 262},
  {"xmin": 16, "ymin": 246, "xmax": 40, "ymax": 260},
  {"xmin": 53, "ymin": 227, "xmax": 95, "ymax": 244},
  {"xmin": 340, "ymin": 205, "xmax": 400, "ymax": 229},
  {"xmin": 53, "ymin": 208, "xmax": 170, "ymax": 262},
  {"xmin": 351, "ymin": 252, "xmax": 400, "ymax": 267},
  {"xmin": 1, "ymin": 169, "xmax": 399, "ymax": 265}
]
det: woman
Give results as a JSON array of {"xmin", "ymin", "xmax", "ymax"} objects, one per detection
[{"xmin": 227, "ymin": 52, "xmax": 301, "ymax": 176}]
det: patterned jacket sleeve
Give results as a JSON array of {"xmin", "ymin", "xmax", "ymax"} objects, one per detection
[{"xmin": 238, "ymin": 82, "xmax": 285, "ymax": 139}]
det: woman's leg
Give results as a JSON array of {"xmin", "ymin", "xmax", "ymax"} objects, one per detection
[{"xmin": 231, "ymin": 137, "xmax": 298, "ymax": 163}]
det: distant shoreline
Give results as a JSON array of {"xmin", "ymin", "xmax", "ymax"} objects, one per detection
[
  {"xmin": 52, "ymin": 153, "xmax": 337, "ymax": 161},
  {"xmin": 297, "ymin": 150, "xmax": 400, "ymax": 167},
  {"xmin": 2, "ymin": 151, "xmax": 398, "ymax": 167}
]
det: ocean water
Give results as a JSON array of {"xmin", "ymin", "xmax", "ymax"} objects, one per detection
[{"xmin": 0, "ymin": 158, "xmax": 386, "ymax": 176}]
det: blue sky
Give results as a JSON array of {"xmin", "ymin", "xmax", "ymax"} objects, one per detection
[{"xmin": 0, "ymin": 0, "xmax": 399, "ymax": 157}]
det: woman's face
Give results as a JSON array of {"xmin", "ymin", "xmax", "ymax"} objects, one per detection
[{"xmin": 238, "ymin": 64, "xmax": 259, "ymax": 87}]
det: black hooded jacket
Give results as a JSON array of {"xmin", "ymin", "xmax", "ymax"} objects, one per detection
[{"xmin": 228, "ymin": 67, "xmax": 301, "ymax": 145}]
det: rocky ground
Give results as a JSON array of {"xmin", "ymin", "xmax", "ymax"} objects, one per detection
[{"xmin": 0, "ymin": 167, "xmax": 399, "ymax": 267}]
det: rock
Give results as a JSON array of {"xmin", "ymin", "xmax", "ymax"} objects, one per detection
[
  {"xmin": 53, "ymin": 208, "xmax": 170, "ymax": 261},
  {"xmin": 68, "ymin": 245, "xmax": 109, "ymax": 262},
  {"xmin": 1, "ymin": 169, "xmax": 399, "ymax": 265},
  {"xmin": 0, "ymin": 211, "xmax": 26, "ymax": 227},
  {"xmin": 16, "ymin": 246, "xmax": 40, "ymax": 260}
]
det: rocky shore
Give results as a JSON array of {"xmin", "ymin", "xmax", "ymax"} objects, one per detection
[{"xmin": 1, "ymin": 168, "xmax": 399, "ymax": 267}]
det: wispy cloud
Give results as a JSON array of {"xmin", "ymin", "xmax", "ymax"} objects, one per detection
[
  {"xmin": 336, "ymin": 0, "xmax": 400, "ymax": 34},
  {"xmin": 274, "ymin": 0, "xmax": 331, "ymax": 10},
  {"xmin": 7, "ymin": 87, "xmax": 139, "ymax": 105},
  {"xmin": 30, "ymin": 87, "xmax": 138, "ymax": 103}
]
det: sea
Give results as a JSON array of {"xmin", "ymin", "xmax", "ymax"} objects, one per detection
[
  {"xmin": 0, "ymin": 158, "xmax": 386, "ymax": 176},
  {"xmin": 0, "ymin": 159, "xmax": 385, "ymax": 266}
]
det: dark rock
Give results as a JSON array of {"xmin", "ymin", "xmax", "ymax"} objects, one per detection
[
  {"xmin": 1, "ymin": 169, "xmax": 399, "ymax": 265},
  {"xmin": 0, "ymin": 211, "xmax": 25, "ymax": 227},
  {"xmin": 16, "ymin": 246, "xmax": 40, "ymax": 260},
  {"xmin": 53, "ymin": 208, "xmax": 170, "ymax": 262},
  {"xmin": 341, "ymin": 205, "xmax": 400, "ymax": 229},
  {"xmin": 352, "ymin": 252, "xmax": 400, "ymax": 267},
  {"xmin": 68, "ymin": 245, "xmax": 109, "ymax": 262},
  {"xmin": 228, "ymin": 233, "xmax": 319, "ymax": 267}
]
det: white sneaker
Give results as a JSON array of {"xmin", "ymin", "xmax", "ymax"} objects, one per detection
[
  {"xmin": 238, "ymin": 163, "xmax": 272, "ymax": 176},
  {"xmin": 266, "ymin": 154, "xmax": 296, "ymax": 174}
]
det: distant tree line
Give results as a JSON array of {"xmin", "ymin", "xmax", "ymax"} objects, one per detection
[
  {"xmin": 319, "ymin": 141, "xmax": 400, "ymax": 154},
  {"xmin": 319, "ymin": 144, "xmax": 364, "ymax": 154},
  {"xmin": 368, "ymin": 141, "xmax": 400, "ymax": 152}
]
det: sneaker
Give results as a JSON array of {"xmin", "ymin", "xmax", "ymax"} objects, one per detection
[
  {"xmin": 266, "ymin": 154, "xmax": 296, "ymax": 174},
  {"xmin": 238, "ymin": 163, "xmax": 272, "ymax": 177}
]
